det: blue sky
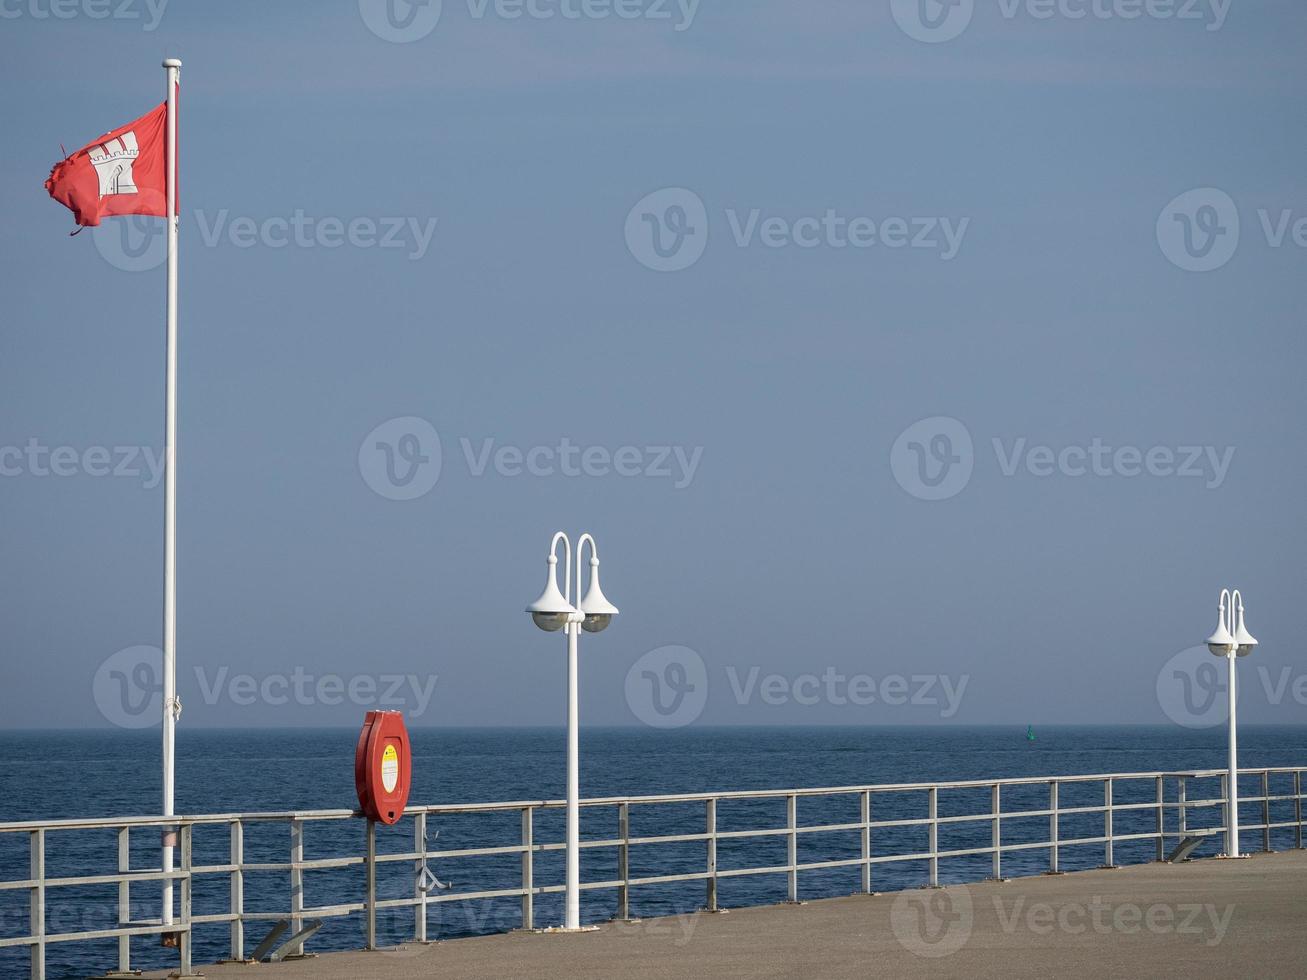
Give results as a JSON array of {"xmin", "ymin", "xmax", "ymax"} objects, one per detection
[{"xmin": 1, "ymin": 0, "xmax": 1304, "ymax": 729}]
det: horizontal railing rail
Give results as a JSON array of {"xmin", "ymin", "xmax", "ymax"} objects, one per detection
[{"xmin": 1, "ymin": 767, "xmax": 1302, "ymax": 979}]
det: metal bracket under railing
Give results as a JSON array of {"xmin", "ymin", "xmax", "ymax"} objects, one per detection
[{"xmin": 417, "ymin": 829, "xmax": 452, "ymax": 893}]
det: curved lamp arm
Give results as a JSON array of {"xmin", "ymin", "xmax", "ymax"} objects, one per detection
[
  {"xmin": 550, "ymin": 531, "xmax": 573, "ymax": 604},
  {"xmin": 576, "ymin": 532, "xmax": 598, "ymax": 600},
  {"xmin": 1230, "ymin": 589, "xmax": 1257, "ymax": 655}
]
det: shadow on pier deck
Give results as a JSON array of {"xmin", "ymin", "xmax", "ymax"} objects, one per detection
[{"xmin": 149, "ymin": 850, "xmax": 1307, "ymax": 980}]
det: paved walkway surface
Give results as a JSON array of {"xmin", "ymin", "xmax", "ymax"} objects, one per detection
[{"xmin": 151, "ymin": 850, "xmax": 1307, "ymax": 980}]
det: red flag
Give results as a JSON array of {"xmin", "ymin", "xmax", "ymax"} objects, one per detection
[{"xmin": 45, "ymin": 93, "xmax": 176, "ymax": 228}]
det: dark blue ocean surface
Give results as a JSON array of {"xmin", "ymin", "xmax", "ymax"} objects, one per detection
[{"xmin": 1, "ymin": 726, "xmax": 1304, "ymax": 978}]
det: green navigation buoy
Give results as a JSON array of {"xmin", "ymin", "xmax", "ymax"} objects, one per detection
[{"xmin": 1026, "ymin": 725, "xmax": 1036, "ymax": 742}]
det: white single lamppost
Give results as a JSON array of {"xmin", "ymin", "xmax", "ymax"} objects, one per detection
[
  {"xmin": 1205, "ymin": 588, "xmax": 1258, "ymax": 858},
  {"xmin": 525, "ymin": 532, "xmax": 619, "ymax": 930}
]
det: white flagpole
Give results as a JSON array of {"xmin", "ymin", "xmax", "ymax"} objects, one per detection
[{"xmin": 160, "ymin": 55, "xmax": 181, "ymax": 937}]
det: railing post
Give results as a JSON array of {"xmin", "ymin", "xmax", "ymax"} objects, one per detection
[
  {"xmin": 290, "ymin": 818, "xmax": 306, "ymax": 957},
  {"xmin": 30, "ymin": 828, "xmax": 44, "ymax": 980},
  {"xmin": 229, "ymin": 820, "xmax": 244, "ymax": 962},
  {"xmin": 520, "ymin": 808, "xmax": 533, "ymax": 931},
  {"xmin": 705, "ymin": 798, "xmax": 718, "ymax": 912},
  {"xmin": 1103, "ymin": 778, "xmax": 1115, "ymax": 868},
  {"xmin": 1220, "ymin": 772, "xmax": 1229, "ymax": 852},
  {"xmin": 991, "ymin": 784, "xmax": 1002, "ymax": 880},
  {"xmin": 860, "ymin": 790, "xmax": 872, "ymax": 894},
  {"xmin": 618, "ymin": 803, "xmax": 631, "ymax": 918},
  {"xmin": 1261, "ymin": 771, "xmax": 1271, "ymax": 853},
  {"xmin": 1178, "ymin": 775, "xmax": 1187, "ymax": 840},
  {"xmin": 1048, "ymin": 781, "xmax": 1060, "ymax": 874},
  {"xmin": 117, "ymin": 826, "xmax": 132, "ymax": 974},
  {"xmin": 1296, "ymin": 770, "xmax": 1303, "ymax": 850},
  {"xmin": 927, "ymin": 787, "xmax": 939, "ymax": 887},
  {"xmin": 414, "ymin": 811, "xmax": 428, "ymax": 943},
  {"xmin": 365, "ymin": 819, "xmax": 377, "ymax": 950},
  {"xmin": 1154, "ymin": 776, "xmax": 1165, "ymax": 861},
  {"xmin": 786, "ymin": 794, "xmax": 798, "ymax": 903},
  {"xmin": 615, "ymin": 803, "xmax": 630, "ymax": 920},
  {"xmin": 179, "ymin": 823, "xmax": 193, "ymax": 977}
]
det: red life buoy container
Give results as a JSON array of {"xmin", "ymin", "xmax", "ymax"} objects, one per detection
[{"xmin": 354, "ymin": 710, "xmax": 412, "ymax": 825}]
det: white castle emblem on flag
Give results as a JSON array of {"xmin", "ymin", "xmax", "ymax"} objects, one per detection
[{"xmin": 87, "ymin": 131, "xmax": 140, "ymax": 197}]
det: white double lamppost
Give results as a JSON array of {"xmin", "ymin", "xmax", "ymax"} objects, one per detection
[
  {"xmin": 1205, "ymin": 588, "xmax": 1258, "ymax": 858},
  {"xmin": 525, "ymin": 532, "xmax": 619, "ymax": 930}
]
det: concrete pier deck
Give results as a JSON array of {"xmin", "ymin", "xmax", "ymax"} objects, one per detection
[{"xmin": 152, "ymin": 850, "xmax": 1307, "ymax": 980}]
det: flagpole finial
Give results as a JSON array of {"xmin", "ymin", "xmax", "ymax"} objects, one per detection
[{"xmin": 163, "ymin": 57, "xmax": 182, "ymax": 68}]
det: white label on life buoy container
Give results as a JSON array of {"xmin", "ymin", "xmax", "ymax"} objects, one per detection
[{"xmin": 381, "ymin": 744, "xmax": 399, "ymax": 793}]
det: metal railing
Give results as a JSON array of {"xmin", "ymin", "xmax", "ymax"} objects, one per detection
[{"xmin": 1, "ymin": 767, "xmax": 1303, "ymax": 979}]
